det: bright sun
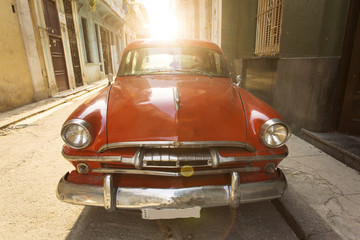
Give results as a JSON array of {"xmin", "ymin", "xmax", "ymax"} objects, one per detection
[{"xmin": 141, "ymin": 0, "xmax": 178, "ymax": 39}]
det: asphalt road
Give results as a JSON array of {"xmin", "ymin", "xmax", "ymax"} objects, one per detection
[
  {"xmin": 66, "ymin": 202, "xmax": 296, "ymax": 240},
  {"xmin": 0, "ymin": 89, "xmax": 297, "ymax": 240}
]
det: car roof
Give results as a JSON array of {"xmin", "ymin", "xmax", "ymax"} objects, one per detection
[{"xmin": 124, "ymin": 39, "xmax": 223, "ymax": 53}]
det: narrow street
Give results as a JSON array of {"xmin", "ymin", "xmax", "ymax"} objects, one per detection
[
  {"xmin": 0, "ymin": 90, "xmax": 297, "ymax": 240},
  {"xmin": 1, "ymin": 0, "xmax": 360, "ymax": 239},
  {"xmin": 0, "ymin": 0, "xmax": 360, "ymax": 240}
]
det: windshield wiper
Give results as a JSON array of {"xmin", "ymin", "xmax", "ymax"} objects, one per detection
[
  {"xmin": 173, "ymin": 69, "xmax": 213, "ymax": 78},
  {"xmin": 136, "ymin": 70, "xmax": 174, "ymax": 77},
  {"xmin": 136, "ymin": 69, "xmax": 213, "ymax": 78}
]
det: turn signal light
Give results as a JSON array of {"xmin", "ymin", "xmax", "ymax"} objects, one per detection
[{"xmin": 77, "ymin": 162, "xmax": 89, "ymax": 174}]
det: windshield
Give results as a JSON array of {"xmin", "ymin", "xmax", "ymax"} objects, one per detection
[{"xmin": 118, "ymin": 47, "xmax": 229, "ymax": 77}]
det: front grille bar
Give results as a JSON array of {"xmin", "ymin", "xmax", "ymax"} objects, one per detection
[
  {"xmin": 92, "ymin": 166, "xmax": 261, "ymax": 177},
  {"xmin": 142, "ymin": 148, "xmax": 212, "ymax": 168},
  {"xmin": 63, "ymin": 146, "xmax": 288, "ymax": 169},
  {"xmin": 98, "ymin": 141, "xmax": 256, "ymax": 153}
]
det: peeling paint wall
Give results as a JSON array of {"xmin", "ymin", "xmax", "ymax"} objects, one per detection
[
  {"xmin": 0, "ymin": 0, "xmax": 34, "ymax": 112},
  {"xmin": 28, "ymin": 0, "xmax": 50, "ymax": 97}
]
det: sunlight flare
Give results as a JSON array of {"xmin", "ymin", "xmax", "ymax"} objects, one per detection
[{"xmin": 142, "ymin": 0, "xmax": 178, "ymax": 39}]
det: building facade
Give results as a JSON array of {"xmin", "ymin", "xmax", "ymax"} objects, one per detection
[
  {"xmin": 221, "ymin": 0, "xmax": 359, "ymax": 136},
  {"xmin": 0, "ymin": 0, "xmax": 148, "ymax": 113},
  {"xmin": 124, "ymin": 1, "xmax": 149, "ymax": 44},
  {"xmin": 0, "ymin": 0, "xmax": 48, "ymax": 112},
  {"xmin": 175, "ymin": 0, "xmax": 222, "ymax": 46},
  {"xmin": 75, "ymin": 0, "xmax": 126, "ymax": 83}
]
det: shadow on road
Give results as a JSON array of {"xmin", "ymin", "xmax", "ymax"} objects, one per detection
[{"xmin": 66, "ymin": 202, "xmax": 296, "ymax": 240}]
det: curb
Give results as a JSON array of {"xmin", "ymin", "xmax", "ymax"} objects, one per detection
[
  {"xmin": 300, "ymin": 129, "xmax": 360, "ymax": 171},
  {"xmin": 0, "ymin": 80, "xmax": 108, "ymax": 130},
  {"xmin": 272, "ymin": 186, "xmax": 342, "ymax": 240}
]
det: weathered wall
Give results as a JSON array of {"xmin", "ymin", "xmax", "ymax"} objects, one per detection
[
  {"xmin": 28, "ymin": 0, "xmax": 49, "ymax": 96},
  {"xmin": 16, "ymin": 0, "xmax": 48, "ymax": 101},
  {"xmin": 228, "ymin": 0, "xmax": 350, "ymax": 134},
  {"xmin": 77, "ymin": 0, "xmax": 123, "ymax": 81},
  {"xmin": 274, "ymin": 58, "xmax": 339, "ymax": 133},
  {"xmin": 243, "ymin": 57, "xmax": 340, "ymax": 134},
  {"xmin": 0, "ymin": 0, "xmax": 34, "ymax": 112},
  {"xmin": 221, "ymin": 0, "xmax": 238, "ymax": 61},
  {"xmin": 222, "ymin": 0, "xmax": 257, "ymax": 78},
  {"xmin": 229, "ymin": 0, "xmax": 349, "ymax": 59},
  {"xmin": 280, "ymin": 0, "xmax": 349, "ymax": 57},
  {"xmin": 243, "ymin": 58, "xmax": 278, "ymax": 105},
  {"xmin": 84, "ymin": 63, "xmax": 104, "ymax": 83},
  {"xmin": 235, "ymin": 0, "xmax": 257, "ymax": 59}
]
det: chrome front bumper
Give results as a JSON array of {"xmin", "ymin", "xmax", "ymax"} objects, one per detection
[{"xmin": 56, "ymin": 169, "xmax": 287, "ymax": 210}]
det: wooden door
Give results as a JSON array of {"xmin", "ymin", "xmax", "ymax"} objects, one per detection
[
  {"xmin": 339, "ymin": 9, "xmax": 360, "ymax": 136},
  {"xmin": 43, "ymin": 0, "xmax": 69, "ymax": 91},
  {"xmin": 64, "ymin": 0, "xmax": 83, "ymax": 87}
]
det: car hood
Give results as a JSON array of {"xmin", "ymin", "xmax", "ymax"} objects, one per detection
[{"xmin": 107, "ymin": 75, "xmax": 247, "ymax": 143}]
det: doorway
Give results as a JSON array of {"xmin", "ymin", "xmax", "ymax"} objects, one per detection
[
  {"xmin": 43, "ymin": 0, "xmax": 69, "ymax": 91},
  {"xmin": 63, "ymin": 0, "xmax": 83, "ymax": 87},
  {"xmin": 337, "ymin": 1, "xmax": 360, "ymax": 136}
]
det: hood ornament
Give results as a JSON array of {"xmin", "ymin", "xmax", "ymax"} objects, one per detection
[{"xmin": 173, "ymin": 87, "xmax": 180, "ymax": 112}]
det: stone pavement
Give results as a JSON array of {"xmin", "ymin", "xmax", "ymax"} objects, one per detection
[
  {"xmin": 278, "ymin": 135, "xmax": 360, "ymax": 240},
  {"xmin": 0, "ymin": 79, "xmax": 359, "ymax": 239},
  {"xmin": 0, "ymin": 79, "xmax": 108, "ymax": 130}
]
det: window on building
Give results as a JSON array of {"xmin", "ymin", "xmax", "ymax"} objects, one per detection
[
  {"xmin": 255, "ymin": 0, "xmax": 284, "ymax": 56},
  {"xmin": 81, "ymin": 17, "xmax": 92, "ymax": 63}
]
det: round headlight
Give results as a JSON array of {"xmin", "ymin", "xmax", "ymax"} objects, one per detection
[
  {"xmin": 259, "ymin": 119, "xmax": 291, "ymax": 148},
  {"xmin": 61, "ymin": 119, "xmax": 93, "ymax": 149}
]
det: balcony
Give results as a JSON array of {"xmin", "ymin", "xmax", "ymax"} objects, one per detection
[{"xmin": 102, "ymin": 0, "xmax": 125, "ymax": 20}]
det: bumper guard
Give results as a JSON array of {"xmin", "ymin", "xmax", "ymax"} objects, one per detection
[{"xmin": 56, "ymin": 169, "xmax": 287, "ymax": 210}]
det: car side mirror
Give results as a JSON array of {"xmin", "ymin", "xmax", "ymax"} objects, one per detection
[{"xmin": 235, "ymin": 75, "xmax": 242, "ymax": 86}]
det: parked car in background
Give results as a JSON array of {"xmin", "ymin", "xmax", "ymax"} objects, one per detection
[{"xmin": 57, "ymin": 39, "xmax": 291, "ymax": 219}]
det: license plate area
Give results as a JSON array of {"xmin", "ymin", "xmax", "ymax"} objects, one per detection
[{"xmin": 141, "ymin": 206, "xmax": 201, "ymax": 220}]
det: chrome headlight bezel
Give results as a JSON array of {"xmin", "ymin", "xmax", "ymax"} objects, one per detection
[
  {"xmin": 259, "ymin": 119, "xmax": 291, "ymax": 148},
  {"xmin": 61, "ymin": 119, "xmax": 93, "ymax": 149}
]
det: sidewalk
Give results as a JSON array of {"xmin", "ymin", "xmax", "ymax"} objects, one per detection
[
  {"xmin": 0, "ymin": 81, "xmax": 359, "ymax": 239},
  {"xmin": 277, "ymin": 135, "xmax": 360, "ymax": 240},
  {"xmin": 0, "ymin": 79, "xmax": 108, "ymax": 130}
]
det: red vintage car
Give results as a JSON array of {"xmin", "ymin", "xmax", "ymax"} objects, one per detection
[{"xmin": 57, "ymin": 39, "xmax": 291, "ymax": 219}]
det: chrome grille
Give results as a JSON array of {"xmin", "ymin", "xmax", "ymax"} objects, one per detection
[{"xmin": 143, "ymin": 148, "xmax": 211, "ymax": 168}]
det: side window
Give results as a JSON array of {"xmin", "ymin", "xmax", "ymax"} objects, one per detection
[
  {"xmin": 123, "ymin": 51, "xmax": 133, "ymax": 73},
  {"xmin": 131, "ymin": 51, "xmax": 139, "ymax": 73},
  {"xmin": 208, "ymin": 51, "xmax": 224, "ymax": 75},
  {"xmin": 125, "ymin": 51, "xmax": 132, "ymax": 64},
  {"xmin": 214, "ymin": 53, "xmax": 221, "ymax": 73}
]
